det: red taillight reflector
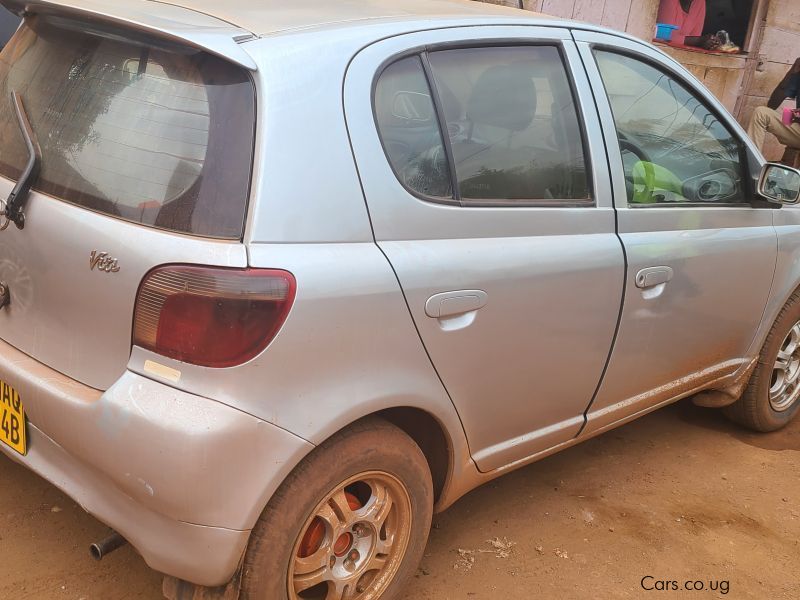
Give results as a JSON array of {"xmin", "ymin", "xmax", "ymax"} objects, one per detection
[{"xmin": 133, "ymin": 266, "xmax": 296, "ymax": 368}]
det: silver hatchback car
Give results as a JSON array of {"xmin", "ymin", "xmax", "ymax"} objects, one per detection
[{"xmin": 0, "ymin": 1, "xmax": 799, "ymax": 599}]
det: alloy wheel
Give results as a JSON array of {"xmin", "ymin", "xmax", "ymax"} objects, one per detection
[
  {"xmin": 770, "ymin": 319, "xmax": 800, "ymax": 412},
  {"xmin": 288, "ymin": 471, "xmax": 412, "ymax": 600}
]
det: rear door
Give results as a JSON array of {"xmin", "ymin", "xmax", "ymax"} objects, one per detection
[
  {"xmin": 346, "ymin": 26, "xmax": 624, "ymax": 472},
  {"xmin": 0, "ymin": 14, "xmax": 255, "ymax": 390},
  {"xmin": 574, "ymin": 31, "xmax": 777, "ymax": 433}
]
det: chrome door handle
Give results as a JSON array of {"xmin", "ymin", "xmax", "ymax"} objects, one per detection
[
  {"xmin": 425, "ymin": 290, "xmax": 488, "ymax": 318},
  {"xmin": 635, "ymin": 266, "xmax": 674, "ymax": 289}
]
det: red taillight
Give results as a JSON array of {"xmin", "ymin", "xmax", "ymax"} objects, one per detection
[{"xmin": 133, "ymin": 265, "xmax": 296, "ymax": 368}]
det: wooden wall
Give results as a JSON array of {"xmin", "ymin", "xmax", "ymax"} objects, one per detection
[
  {"xmin": 480, "ymin": 0, "xmax": 661, "ymax": 42},
  {"xmin": 533, "ymin": 0, "xmax": 659, "ymax": 40}
]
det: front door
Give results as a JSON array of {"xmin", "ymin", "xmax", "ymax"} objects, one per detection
[
  {"xmin": 346, "ymin": 26, "xmax": 624, "ymax": 472},
  {"xmin": 575, "ymin": 32, "xmax": 777, "ymax": 433}
]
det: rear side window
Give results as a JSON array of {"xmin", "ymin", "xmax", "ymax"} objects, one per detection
[
  {"xmin": 428, "ymin": 46, "xmax": 589, "ymax": 204},
  {"xmin": 0, "ymin": 17, "xmax": 255, "ymax": 239},
  {"xmin": 374, "ymin": 56, "xmax": 453, "ymax": 199},
  {"xmin": 373, "ymin": 45, "xmax": 591, "ymax": 206}
]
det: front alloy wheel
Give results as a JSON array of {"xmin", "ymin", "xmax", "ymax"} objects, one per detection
[
  {"xmin": 769, "ymin": 319, "xmax": 800, "ymax": 412},
  {"xmin": 726, "ymin": 292, "xmax": 800, "ymax": 431}
]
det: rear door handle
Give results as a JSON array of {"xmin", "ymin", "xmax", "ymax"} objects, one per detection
[
  {"xmin": 425, "ymin": 290, "xmax": 488, "ymax": 318},
  {"xmin": 635, "ymin": 266, "xmax": 674, "ymax": 289}
]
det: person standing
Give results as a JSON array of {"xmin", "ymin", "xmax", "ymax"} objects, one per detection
[{"xmin": 747, "ymin": 59, "xmax": 800, "ymax": 154}]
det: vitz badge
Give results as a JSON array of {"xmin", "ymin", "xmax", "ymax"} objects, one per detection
[{"xmin": 89, "ymin": 250, "xmax": 120, "ymax": 273}]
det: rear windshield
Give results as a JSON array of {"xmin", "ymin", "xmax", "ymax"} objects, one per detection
[{"xmin": 0, "ymin": 17, "xmax": 255, "ymax": 239}]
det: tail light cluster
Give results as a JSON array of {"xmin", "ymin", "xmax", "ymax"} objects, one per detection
[{"xmin": 133, "ymin": 265, "xmax": 296, "ymax": 368}]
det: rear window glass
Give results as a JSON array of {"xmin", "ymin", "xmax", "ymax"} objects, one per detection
[{"xmin": 0, "ymin": 17, "xmax": 255, "ymax": 239}]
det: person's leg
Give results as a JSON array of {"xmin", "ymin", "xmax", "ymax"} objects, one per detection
[
  {"xmin": 747, "ymin": 106, "xmax": 774, "ymax": 151},
  {"xmin": 747, "ymin": 106, "xmax": 800, "ymax": 152}
]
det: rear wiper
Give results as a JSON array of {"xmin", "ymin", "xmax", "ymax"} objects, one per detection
[{"xmin": 2, "ymin": 91, "xmax": 41, "ymax": 230}]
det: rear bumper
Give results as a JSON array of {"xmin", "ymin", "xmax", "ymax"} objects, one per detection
[
  {"xmin": 0, "ymin": 339, "xmax": 313, "ymax": 586},
  {"xmin": 4, "ymin": 423, "xmax": 251, "ymax": 585}
]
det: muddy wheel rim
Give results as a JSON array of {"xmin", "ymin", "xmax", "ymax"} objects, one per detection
[
  {"xmin": 770, "ymin": 319, "xmax": 800, "ymax": 412},
  {"xmin": 288, "ymin": 471, "xmax": 412, "ymax": 600}
]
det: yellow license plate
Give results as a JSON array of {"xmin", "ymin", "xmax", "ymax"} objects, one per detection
[{"xmin": 0, "ymin": 380, "xmax": 26, "ymax": 455}]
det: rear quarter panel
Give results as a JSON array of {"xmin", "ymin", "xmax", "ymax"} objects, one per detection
[{"xmin": 128, "ymin": 241, "xmax": 469, "ymax": 524}]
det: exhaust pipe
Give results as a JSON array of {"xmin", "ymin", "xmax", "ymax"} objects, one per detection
[{"xmin": 90, "ymin": 531, "xmax": 127, "ymax": 560}]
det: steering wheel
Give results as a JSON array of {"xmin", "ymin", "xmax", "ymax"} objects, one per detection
[{"xmin": 617, "ymin": 131, "xmax": 656, "ymax": 203}]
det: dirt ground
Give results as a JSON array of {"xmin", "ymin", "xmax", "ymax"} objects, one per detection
[{"xmin": 1, "ymin": 400, "xmax": 798, "ymax": 600}]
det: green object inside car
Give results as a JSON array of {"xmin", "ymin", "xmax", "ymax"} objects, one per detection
[{"xmin": 632, "ymin": 160, "xmax": 684, "ymax": 204}]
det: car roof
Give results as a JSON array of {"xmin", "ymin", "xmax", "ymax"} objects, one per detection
[
  {"xmin": 149, "ymin": 0, "xmax": 553, "ymax": 36},
  {"xmin": 1, "ymin": 0, "xmax": 652, "ymax": 72}
]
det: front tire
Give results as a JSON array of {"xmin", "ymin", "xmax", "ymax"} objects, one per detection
[
  {"xmin": 241, "ymin": 418, "xmax": 433, "ymax": 600},
  {"xmin": 725, "ymin": 291, "xmax": 800, "ymax": 431}
]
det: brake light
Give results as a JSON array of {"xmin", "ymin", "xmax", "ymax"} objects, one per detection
[{"xmin": 133, "ymin": 265, "xmax": 296, "ymax": 368}]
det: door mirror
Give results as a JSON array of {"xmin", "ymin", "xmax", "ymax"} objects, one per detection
[{"xmin": 758, "ymin": 163, "xmax": 800, "ymax": 205}]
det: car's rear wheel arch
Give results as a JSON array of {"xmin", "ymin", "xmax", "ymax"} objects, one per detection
[{"xmin": 373, "ymin": 407, "xmax": 451, "ymax": 504}]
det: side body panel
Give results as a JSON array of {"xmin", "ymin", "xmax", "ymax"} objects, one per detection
[
  {"xmin": 753, "ymin": 207, "xmax": 800, "ymax": 359},
  {"xmin": 574, "ymin": 32, "xmax": 778, "ymax": 433},
  {"xmin": 345, "ymin": 26, "xmax": 624, "ymax": 472}
]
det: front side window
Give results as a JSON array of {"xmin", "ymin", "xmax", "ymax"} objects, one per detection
[
  {"xmin": 594, "ymin": 50, "xmax": 747, "ymax": 206},
  {"xmin": 373, "ymin": 45, "xmax": 590, "ymax": 206},
  {"xmin": 0, "ymin": 16, "xmax": 255, "ymax": 238}
]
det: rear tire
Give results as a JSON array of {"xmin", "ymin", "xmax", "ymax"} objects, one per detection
[
  {"xmin": 725, "ymin": 291, "xmax": 800, "ymax": 431},
  {"xmin": 241, "ymin": 418, "xmax": 433, "ymax": 600}
]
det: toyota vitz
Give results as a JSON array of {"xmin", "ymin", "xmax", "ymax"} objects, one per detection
[{"xmin": 0, "ymin": 1, "xmax": 799, "ymax": 599}]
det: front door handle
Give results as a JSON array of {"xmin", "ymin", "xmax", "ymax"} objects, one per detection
[
  {"xmin": 425, "ymin": 290, "xmax": 488, "ymax": 318},
  {"xmin": 635, "ymin": 266, "xmax": 674, "ymax": 289}
]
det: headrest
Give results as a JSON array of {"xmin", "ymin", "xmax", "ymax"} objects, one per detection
[{"xmin": 466, "ymin": 65, "xmax": 536, "ymax": 132}]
